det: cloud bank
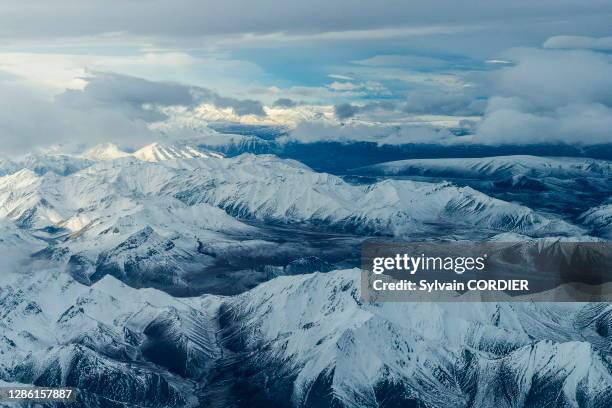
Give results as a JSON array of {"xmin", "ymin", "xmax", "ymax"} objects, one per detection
[
  {"xmin": 282, "ymin": 121, "xmax": 456, "ymax": 145},
  {"xmin": 322, "ymin": 43, "xmax": 612, "ymax": 146},
  {"xmin": 0, "ymin": 72, "xmax": 268, "ymax": 155},
  {"xmin": 472, "ymin": 46, "xmax": 612, "ymax": 145}
]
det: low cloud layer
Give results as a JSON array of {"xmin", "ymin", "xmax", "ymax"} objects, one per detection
[
  {"xmin": 0, "ymin": 72, "xmax": 267, "ymax": 155},
  {"xmin": 403, "ymin": 88, "xmax": 485, "ymax": 116},
  {"xmin": 0, "ymin": 80, "xmax": 154, "ymax": 155},
  {"xmin": 61, "ymin": 72, "xmax": 266, "ymax": 120},
  {"xmin": 283, "ymin": 121, "xmax": 455, "ymax": 145},
  {"xmin": 475, "ymin": 99, "xmax": 612, "ymax": 145}
]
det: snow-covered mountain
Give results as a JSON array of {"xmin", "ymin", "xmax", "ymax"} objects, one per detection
[
  {"xmin": 83, "ymin": 143, "xmax": 132, "ymax": 161},
  {"xmin": 0, "ymin": 162, "xmax": 262, "ymax": 294},
  {"xmin": 0, "ymin": 269, "xmax": 220, "ymax": 407},
  {"xmin": 1, "ymin": 154, "xmax": 94, "ymax": 177},
  {"xmin": 356, "ymin": 155, "xmax": 612, "ymax": 235},
  {"xmin": 215, "ymin": 268, "xmax": 612, "ymax": 407},
  {"xmin": 0, "ymin": 143, "xmax": 223, "ymax": 180},
  {"xmin": 0, "ymin": 150, "xmax": 584, "ymax": 295},
  {"xmin": 132, "ymin": 142, "xmax": 223, "ymax": 162},
  {"xmin": 0, "ymin": 146, "xmax": 610, "ymax": 407},
  {"xmin": 2, "ymin": 267, "xmax": 611, "ymax": 407},
  {"xmin": 358, "ymin": 155, "xmax": 612, "ymax": 179},
  {"xmin": 84, "ymin": 142, "xmax": 224, "ymax": 162},
  {"xmin": 147, "ymin": 153, "xmax": 577, "ymax": 236},
  {"xmin": 196, "ymin": 133, "xmax": 274, "ymax": 156},
  {"xmin": 581, "ymin": 203, "xmax": 612, "ymax": 239}
]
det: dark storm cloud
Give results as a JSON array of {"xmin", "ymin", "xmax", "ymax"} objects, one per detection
[
  {"xmin": 59, "ymin": 72, "xmax": 266, "ymax": 121},
  {"xmin": 403, "ymin": 88, "xmax": 486, "ymax": 116},
  {"xmin": 333, "ymin": 101, "xmax": 397, "ymax": 120},
  {"xmin": 273, "ymin": 98, "xmax": 298, "ymax": 108},
  {"xmin": 209, "ymin": 94, "xmax": 266, "ymax": 116},
  {"xmin": 334, "ymin": 103, "xmax": 361, "ymax": 120}
]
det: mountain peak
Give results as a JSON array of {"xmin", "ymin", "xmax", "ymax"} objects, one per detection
[
  {"xmin": 132, "ymin": 142, "xmax": 223, "ymax": 162},
  {"xmin": 82, "ymin": 143, "xmax": 131, "ymax": 161}
]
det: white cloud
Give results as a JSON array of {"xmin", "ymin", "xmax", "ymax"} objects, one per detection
[
  {"xmin": 226, "ymin": 25, "xmax": 464, "ymax": 45},
  {"xmin": 328, "ymin": 74, "xmax": 354, "ymax": 81},
  {"xmin": 0, "ymin": 51, "xmax": 263, "ymax": 93},
  {"xmin": 485, "ymin": 59, "xmax": 512, "ymax": 65},
  {"xmin": 0, "ymin": 70, "xmax": 274, "ymax": 155},
  {"xmin": 159, "ymin": 102, "xmax": 335, "ymax": 127},
  {"xmin": 0, "ymin": 80, "xmax": 154, "ymax": 155},
  {"xmin": 489, "ymin": 48, "xmax": 612, "ymax": 109},
  {"xmin": 472, "ymin": 47, "xmax": 612, "ymax": 145},
  {"xmin": 475, "ymin": 100, "xmax": 612, "ymax": 145},
  {"xmin": 328, "ymin": 81, "xmax": 363, "ymax": 91}
]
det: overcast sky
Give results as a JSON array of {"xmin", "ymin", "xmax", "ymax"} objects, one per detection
[{"xmin": 1, "ymin": 0, "xmax": 611, "ymax": 153}]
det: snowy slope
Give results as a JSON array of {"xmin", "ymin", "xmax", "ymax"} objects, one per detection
[
  {"xmin": 133, "ymin": 142, "xmax": 223, "ymax": 162},
  {"xmin": 82, "ymin": 143, "xmax": 131, "ymax": 161},
  {"xmin": 1, "ymin": 153, "xmax": 576, "ymax": 238},
  {"xmin": 0, "ymin": 269, "xmax": 220, "ymax": 407},
  {"xmin": 0, "ymin": 143, "xmax": 223, "ymax": 181},
  {"xmin": 0, "ymin": 219, "xmax": 46, "ymax": 271},
  {"xmin": 2, "ymin": 266, "xmax": 610, "ymax": 407},
  {"xmin": 218, "ymin": 268, "xmax": 612, "ymax": 407},
  {"xmin": 0, "ymin": 154, "xmax": 93, "ymax": 177},
  {"xmin": 581, "ymin": 204, "xmax": 612, "ymax": 238},
  {"xmin": 155, "ymin": 154, "xmax": 579, "ymax": 236},
  {"xmin": 0, "ymin": 169, "xmax": 68, "ymax": 228},
  {"xmin": 0, "ymin": 151, "xmax": 583, "ymax": 294}
]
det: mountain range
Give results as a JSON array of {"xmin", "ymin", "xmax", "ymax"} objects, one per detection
[{"xmin": 0, "ymin": 142, "xmax": 610, "ymax": 407}]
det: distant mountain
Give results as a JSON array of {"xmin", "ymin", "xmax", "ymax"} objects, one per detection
[
  {"xmin": 133, "ymin": 142, "xmax": 223, "ymax": 162},
  {"xmin": 155, "ymin": 153, "xmax": 578, "ymax": 236},
  {"xmin": 0, "ymin": 143, "xmax": 224, "ymax": 180},
  {"xmin": 83, "ymin": 143, "xmax": 131, "ymax": 161},
  {"xmin": 85, "ymin": 142, "xmax": 224, "ymax": 162},
  {"xmin": 1, "ymin": 154, "xmax": 94, "ymax": 177},
  {"xmin": 356, "ymin": 155, "xmax": 612, "ymax": 179},
  {"xmin": 356, "ymin": 155, "xmax": 612, "ymax": 232}
]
